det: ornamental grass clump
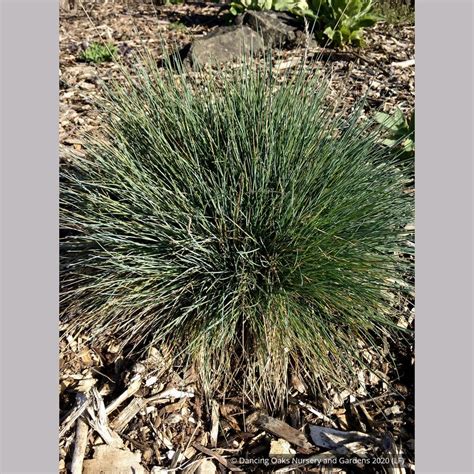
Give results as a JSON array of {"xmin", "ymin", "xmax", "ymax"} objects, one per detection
[{"xmin": 60, "ymin": 55, "xmax": 413, "ymax": 410}]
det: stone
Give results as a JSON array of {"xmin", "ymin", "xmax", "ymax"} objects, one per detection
[
  {"xmin": 187, "ymin": 26, "xmax": 264, "ymax": 66},
  {"xmin": 237, "ymin": 10, "xmax": 301, "ymax": 47}
]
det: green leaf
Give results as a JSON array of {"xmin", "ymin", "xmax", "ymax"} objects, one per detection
[
  {"xmin": 356, "ymin": 15, "xmax": 377, "ymax": 27},
  {"xmin": 323, "ymin": 26, "xmax": 335, "ymax": 39},
  {"xmin": 375, "ymin": 110, "xmax": 406, "ymax": 132},
  {"xmin": 332, "ymin": 29, "xmax": 344, "ymax": 45},
  {"xmin": 382, "ymin": 138, "xmax": 398, "ymax": 147}
]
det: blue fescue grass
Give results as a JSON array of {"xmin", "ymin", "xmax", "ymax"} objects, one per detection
[{"xmin": 60, "ymin": 52, "xmax": 413, "ymax": 410}]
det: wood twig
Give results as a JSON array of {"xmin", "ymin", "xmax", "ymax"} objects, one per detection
[
  {"xmin": 59, "ymin": 392, "xmax": 90, "ymax": 438},
  {"xmin": 312, "ymin": 48, "xmax": 392, "ymax": 76},
  {"xmin": 105, "ymin": 374, "xmax": 142, "ymax": 415},
  {"xmin": 291, "ymin": 398, "xmax": 338, "ymax": 428},
  {"xmin": 86, "ymin": 387, "xmax": 123, "ymax": 448},
  {"xmin": 255, "ymin": 414, "xmax": 313, "ymax": 451},
  {"xmin": 210, "ymin": 400, "xmax": 219, "ymax": 448},
  {"xmin": 70, "ymin": 417, "xmax": 89, "ymax": 474},
  {"xmin": 110, "ymin": 397, "xmax": 148, "ymax": 433},
  {"xmin": 192, "ymin": 443, "xmax": 242, "ymax": 472}
]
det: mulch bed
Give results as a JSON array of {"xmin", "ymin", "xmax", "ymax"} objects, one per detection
[{"xmin": 59, "ymin": 2, "xmax": 415, "ymax": 473}]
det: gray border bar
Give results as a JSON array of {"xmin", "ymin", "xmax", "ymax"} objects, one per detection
[
  {"xmin": 416, "ymin": 0, "xmax": 473, "ymax": 473},
  {"xmin": 1, "ymin": 0, "xmax": 59, "ymax": 473}
]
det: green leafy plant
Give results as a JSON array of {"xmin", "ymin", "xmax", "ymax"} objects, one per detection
[
  {"xmin": 61, "ymin": 56, "xmax": 413, "ymax": 410},
  {"xmin": 375, "ymin": 108, "xmax": 414, "ymax": 155},
  {"xmin": 228, "ymin": 0, "xmax": 378, "ymax": 46},
  {"xmin": 79, "ymin": 42, "xmax": 118, "ymax": 63},
  {"xmin": 229, "ymin": 0, "xmax": 271, "ymax": 15},
  {"xmin": 309, "ymin": 0, "xmax": 379, "ymax": 46},
  {"xmin": 228, "ymin": 0, "xmax": 310, "ymax": 17}
]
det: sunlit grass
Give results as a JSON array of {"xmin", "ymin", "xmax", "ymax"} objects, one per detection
[{"xmin": 60, "ymin": 54, "xmax": 413, "ymax": 410}]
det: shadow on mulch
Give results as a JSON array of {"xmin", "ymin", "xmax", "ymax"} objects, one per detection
[{"xmin": 165, "ymin": 5, "xmax": 230, "ymax": 29}]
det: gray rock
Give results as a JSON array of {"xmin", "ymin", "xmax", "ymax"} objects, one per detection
[
  {"xmin": 237, "ymin": 10, "xmax": 301, "ymax": 47},
  {"xmin": 187, "ymin": 26, "xmax": 264, "ymax": 66}
]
